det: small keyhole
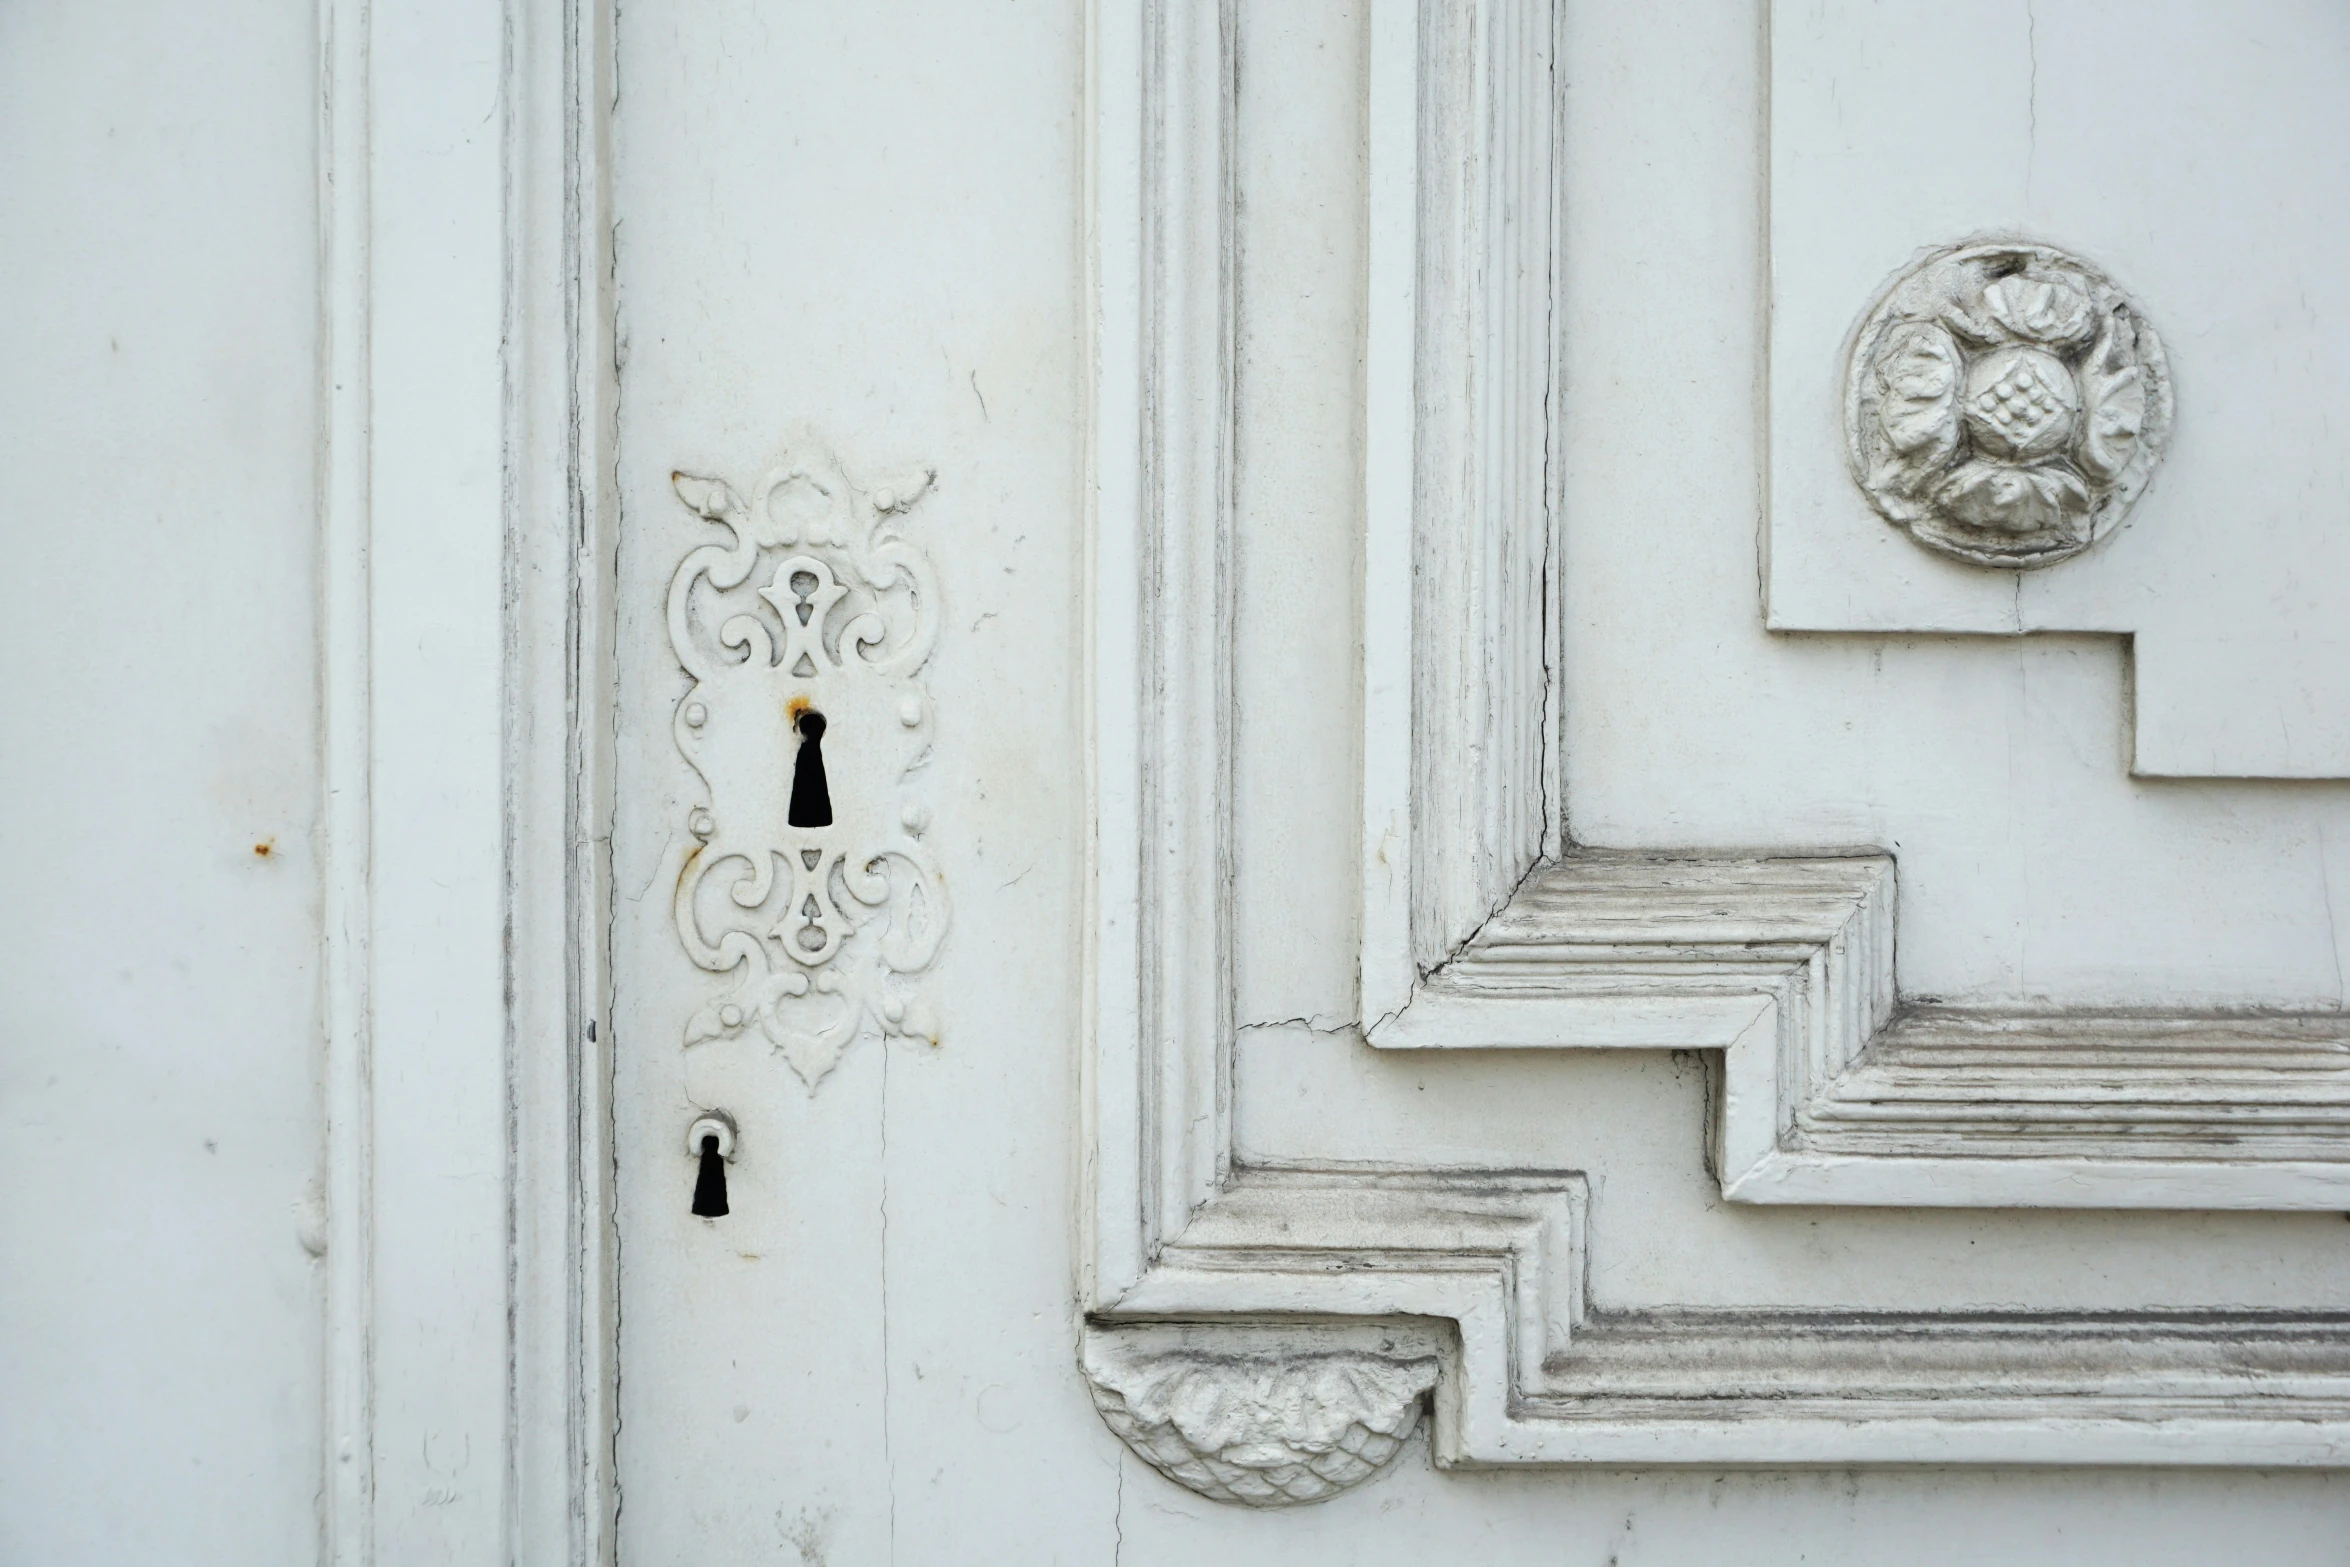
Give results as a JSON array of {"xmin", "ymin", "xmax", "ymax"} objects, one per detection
[
  {"xmin": 691, "ymin": 1135, "xmax": 729, "ymax": 1217},
  {"xmin": 788, "ymin": 710, "xmax": 833, "ymax": 828}
]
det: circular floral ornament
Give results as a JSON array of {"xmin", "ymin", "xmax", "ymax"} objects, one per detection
[{"xmin": 1844, "ymin": 240, "xmax": 2172, "ymax": 568}]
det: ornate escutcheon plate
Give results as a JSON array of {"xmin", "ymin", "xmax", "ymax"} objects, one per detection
[
  {"xmin": 666, "ymin": 447, "xmax": 949, "ymax": 1089},
  {"xmin": 1844, "ymin": 239, "xmax": 2173, "ymax": 568}
]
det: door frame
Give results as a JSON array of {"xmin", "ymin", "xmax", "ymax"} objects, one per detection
[{"xmin": 315, "ymin": 0, "xmax": 618, "ymax": 1558}]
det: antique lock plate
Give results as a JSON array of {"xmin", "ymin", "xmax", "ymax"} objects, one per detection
[{"xmin": 666, "ymin": 450, "xmax": 948, "ymax": 1089}]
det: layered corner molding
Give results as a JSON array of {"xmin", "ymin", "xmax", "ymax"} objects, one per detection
[
  {"xmin": 1084, "ymin": 0, "xmax": 2350, "ymax": 1503},
  {"xmin": 1385, "ymin": 852, "xmax": 2350, "ymax": 1209},
  {"xmin": 1844, "ymin": 239, "xmax": 2172, "ymax": 568},
  {"xmin": 667, "ymin": 450, "xmax": 949, "ymax": 1090},
  {"xmin": 1349, "ymin": 9, "xmax": 2347, "ymax": 1208},
  {"xmin": 1084, "ymin": 1325, "xmax": 1440, "ymax": 1506}
]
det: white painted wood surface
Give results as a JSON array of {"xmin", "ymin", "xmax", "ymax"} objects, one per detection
[
  {"xmin": 1761, "ymin": 1, "xmax": 2350, "ymax": 778},
  {"xmin": 9, "ymin": 0, "xmax": 2350, "ymax": 1561},
  {"xmin": 316, "ymin": 0, "xmax": 613, "ymax": 1556},
  {"xmin": 1083, "ymin": 0, "xmax": 2350, "ymax": 1495},
  {"xmin": 6, "ymin": 0, "xmax": 611, "ymax": 1558},
  {"xmin": 1, "ymin": 3, "xmax": 327, "ymax": 1558},
  {"xmin": 603, "ymin": 2, "xmax": 1108, "ymax": 1560}
]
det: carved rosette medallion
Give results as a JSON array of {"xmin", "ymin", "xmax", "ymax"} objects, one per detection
[
  {"xmin": 667, "ymin": 450, "xmax": 948, "ymax": 1089},
  {"xmin": 1844, "ymin": 240, "xmax": 2172, "ymax": 568}
]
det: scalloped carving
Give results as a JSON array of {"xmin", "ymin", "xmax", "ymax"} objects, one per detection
[{"xmin": 1083, "ymin": 1330, "xmax": 1438, "ymax": 1507}]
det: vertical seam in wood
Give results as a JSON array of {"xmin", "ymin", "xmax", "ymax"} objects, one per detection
[{"xmin": 318, "ymin": 0, "xmax": 376, "ymax": 1557}]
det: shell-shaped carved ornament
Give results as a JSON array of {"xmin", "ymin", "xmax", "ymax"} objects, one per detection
[{"xmin": 1082, "ymin": 1333, "xmax": 1438, "ymax": 1507}]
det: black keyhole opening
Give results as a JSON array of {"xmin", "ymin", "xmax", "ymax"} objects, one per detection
[
  {"xmin": 691, "ymin": 1135, "xmax": 729, "ymax": 1218},
  {"xmin": 788, "ymin": 710, "xmax": 833, "ymax": 828}
]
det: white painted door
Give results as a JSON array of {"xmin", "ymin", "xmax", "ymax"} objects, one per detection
[
  {"xmin": 603, "ymin": 2, "xmax": 1093, "ymax": 1556},
  {"xmin": 603, "ymin": 2, "xmax": 2350, "ymax": 1561}
]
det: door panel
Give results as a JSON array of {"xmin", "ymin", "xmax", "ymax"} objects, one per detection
[{"xmin": 608, "ymin": 0, "xmax": 2350, "ymax": 1559}]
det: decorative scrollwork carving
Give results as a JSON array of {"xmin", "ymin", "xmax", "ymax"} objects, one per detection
[
  {"xmin": 1082, "ymin": 1332, "xmax": 1437, "ymax": 1507},
  {"xmin": 667, "ymin": 448, "xmax": 947, "ymax": 1089},
  {"xmin": 1844, "ymin": 240, "xmax": 2172, "ymax": 568}
]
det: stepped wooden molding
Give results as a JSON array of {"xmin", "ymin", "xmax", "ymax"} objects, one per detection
[
  {"xmin": 1510, "ymin": 1308, "xmax": 2350, "ymax": 1465},
  {"xmin": 1785, "ymin": 1008, "xmax": 2350, "ymax": 1207},
  {"xmin": 1346, "ymin": 0, "xmax": 2350, "ymax": 1211},
  {"xmin": 1082, "ymin": 0, "xmax": 2350, "ymax": 1501},
  {"xmin": 1084, "ymin": 1169, "xmax": 1584, "ymax": 1497},
  {"xmin": 1084, "ymin": 1166, "xmax": 2350, "ymax": 1472},
  {"xmin": 1379, "ymin": 851, "xmax": 2350, "ymax": 1209},
  {"xmin": 1088, "ymin": 1171, "xmax": 2350, "ymax": 1469}
]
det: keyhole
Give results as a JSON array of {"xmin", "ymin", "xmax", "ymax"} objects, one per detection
[
  {"xmin": 788, "ymin": 710, "xmax": 833, "ymax": 828},
  {"xmin": 691, "ymin": 1135, "xmax": 729, "ymax": 1218}
]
